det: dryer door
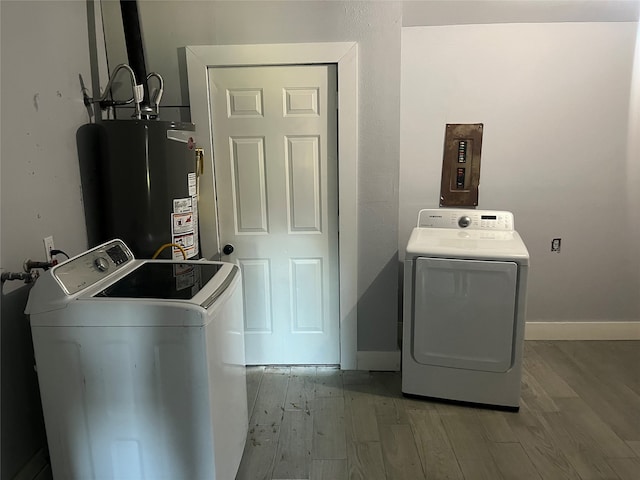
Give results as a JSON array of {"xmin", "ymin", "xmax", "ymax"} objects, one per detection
[{"xmin": 412, "ymin": 257, "xmax": 518, "ymax": 372}]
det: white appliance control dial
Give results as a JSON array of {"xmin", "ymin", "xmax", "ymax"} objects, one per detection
[
  {"xmin": 94, "ymin": 257, "xmax": 109, "ymax": 272},
  {"xmin": 458, "ymin": 216, "xmax": 472, "ymax": 228}
]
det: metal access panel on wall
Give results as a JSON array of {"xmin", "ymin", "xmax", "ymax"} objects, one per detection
[{"xmin": 439, "ymin": 123, "xmax": 483, "ymax": 207}]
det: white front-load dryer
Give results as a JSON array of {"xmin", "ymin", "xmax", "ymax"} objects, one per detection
[{"xmin": 402, "ymin": 209, "xmax": 529, "ymax": 409}]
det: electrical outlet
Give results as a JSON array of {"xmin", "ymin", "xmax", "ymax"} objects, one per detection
[{"xmin": 43, "ymin": 236, "xmax": 55, "ymax": 262}]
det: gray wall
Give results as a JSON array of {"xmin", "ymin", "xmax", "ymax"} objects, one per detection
[
  {"xmin": 402, "ymin": 0, "xmax": 640, "ymax": 26},
  {"xmin": 1, "ymin": 1, "xmax": 107, "ymax": 477},
  {"xmin": 101, "ymin": 0, "xmax": 404, "ymax": 352},
  {"xmin": 400, "ymin": 21, "xmax": 640, "ymax": 323}
]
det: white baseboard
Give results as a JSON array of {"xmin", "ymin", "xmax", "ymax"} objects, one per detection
[
  {"xmin": 357, "ymin": 350, "xmax": 401, "ymax": 371},
  {"xmin": 525, "ymin": 321, "xmax": 640, "ymax": 340}
]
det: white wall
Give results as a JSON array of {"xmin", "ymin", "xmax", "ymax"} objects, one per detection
[
  {"xmin": 399, "ymin": 22, "xmax": 640, "ymax": 323},
  {"xmin": 1, "ymin": 1, "xmax": 107, "ymax": 476},
  {"xmin": 628, "ymin": 25, "xmax": 640, "ymax": 313},
  {"xmin": 1, "ymin": 0, "xmax": 107, "ymax": 281},
  {"xmin": 101, "ymin": 0, "xmax": 403, "ymax": 352}
]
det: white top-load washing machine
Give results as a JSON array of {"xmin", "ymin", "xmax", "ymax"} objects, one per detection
[
  {"xmin": 402, "ymin": 209, "xmax": 529, "ymax": 409},
  {"xmin": 25, "ymin": 239, "xmax": 247, "ymax": 480}
]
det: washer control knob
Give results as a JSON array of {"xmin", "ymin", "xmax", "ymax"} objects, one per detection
[
  {"xmin": 94, "ymin": 257, "xmax": 109, "ymax": 272},
  {"xmin": 458, "ymin": 216, "xmax": 472, "ymax": 228},
  {"xmin": 222, "ymin": 244, "xmax": 235, "ymax": 255}
]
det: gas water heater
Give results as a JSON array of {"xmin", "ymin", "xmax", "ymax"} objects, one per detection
[{"xmin": 78, "ymin": 119, "xmax": 200, "ymax": 260}]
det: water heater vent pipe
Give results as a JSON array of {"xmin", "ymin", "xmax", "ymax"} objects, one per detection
[{"xmin": 120, "ymin": 0, "xmax": 151, "ymax": 110}]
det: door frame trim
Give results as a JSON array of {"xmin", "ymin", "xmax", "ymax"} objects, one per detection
[{"xmin": 185, "ymin": 42, "xmax": 358, "ymax": 369}]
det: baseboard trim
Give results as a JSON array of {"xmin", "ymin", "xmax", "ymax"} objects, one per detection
[
  {"xmin": 357, "ymin": 350, "xmax": 401, "ymax": 371},
  {"xmin": 14, "ymin": 447, "xmax": 48, "ymax": 480},
  {"xmin": 358, "ymin": 323, "xmax": 639, "ymax": 370},
  {"xmin": 525, "ymin": 321, "xmax": 640, "ymax": 340}
]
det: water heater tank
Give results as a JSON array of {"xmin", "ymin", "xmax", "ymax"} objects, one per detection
[{"xmin": 78, "ymin": 120, "xmax": 199, "ymax": 259}]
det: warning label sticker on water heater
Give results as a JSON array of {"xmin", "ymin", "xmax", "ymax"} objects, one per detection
[
  {"xmin": 188, "ymin": 173, "xmax": 197, "ymax": 197},
  {"xmin": 173, "ymin": 212, "xmax": 194, "ymax": 234},
  {"xmin": 173, "ymin": 197, "xmax": 192, "ymax": 213},
  {"xmin": 171, "ymin": 196, "xmax": 199, "ymax": 259}
]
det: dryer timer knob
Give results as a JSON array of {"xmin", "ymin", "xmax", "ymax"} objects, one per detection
[{"xmin": 458, "ymin": 216, "xmax": 472, "ymax": 228}]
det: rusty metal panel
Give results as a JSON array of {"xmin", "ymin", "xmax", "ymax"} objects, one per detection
[{"xmin": 439, "ymin": 123, "xmax": 483, "ymax": 207}]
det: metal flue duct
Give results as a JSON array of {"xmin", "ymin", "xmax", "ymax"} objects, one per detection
[{"xmin": 120, "ymin": 0, "xmax": 150, "ymax": 110}]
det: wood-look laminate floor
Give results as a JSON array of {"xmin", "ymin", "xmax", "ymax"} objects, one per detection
[{"xmin": 236, "ymin": 341, "xmax": 640, "ymax": 480}]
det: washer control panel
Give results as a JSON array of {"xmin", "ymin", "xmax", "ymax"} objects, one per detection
[
  {"xmin": 417, "ymin": 209, "xmax": 514, "ymax": 231},
  {"xmin": 52, "ymin": 239, "xmax": 135, "ymax": 295}
]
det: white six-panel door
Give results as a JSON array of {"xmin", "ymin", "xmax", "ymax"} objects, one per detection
[{"xmin": 209, "ymin": 65, "xmax": 339, "ymax": 364}]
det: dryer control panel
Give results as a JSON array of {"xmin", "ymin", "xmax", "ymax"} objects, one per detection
[
  {"xmin": 417, "ymin": 209, "xmax": 514, "ymax": 231},
  {"xmin": 52, "ymin": 239, "xmax": 135, "ymax": 295}
]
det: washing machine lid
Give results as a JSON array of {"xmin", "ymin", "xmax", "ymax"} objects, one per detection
[
  {"xmin": 406, "ymin": 227, "xmax": 530, "ymax": 264},
  {"xmin": 93, "ymin": 262, "xmax": 226, "ymax": 301},
  {"xmin": 26, "ymin": 239, "xmax": 239, "ymax": 317}
]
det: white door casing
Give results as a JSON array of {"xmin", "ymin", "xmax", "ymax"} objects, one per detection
[
  {"xmin": 185, "ymin": 43, "xmax": 358, "ymax": 369},
  {"xmin": 210, "ymin": 65, "xmax": 338, "ymax": 364}
]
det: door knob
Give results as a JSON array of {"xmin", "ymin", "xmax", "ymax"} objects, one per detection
[{"xmin": 222, "ymin": 244, "xmax": 234, "ymax": 255}]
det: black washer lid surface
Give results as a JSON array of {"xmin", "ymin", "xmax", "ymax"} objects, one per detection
[{"xmin": 94, "ymin": 262, "xmax": 223, "ymax": 300}]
